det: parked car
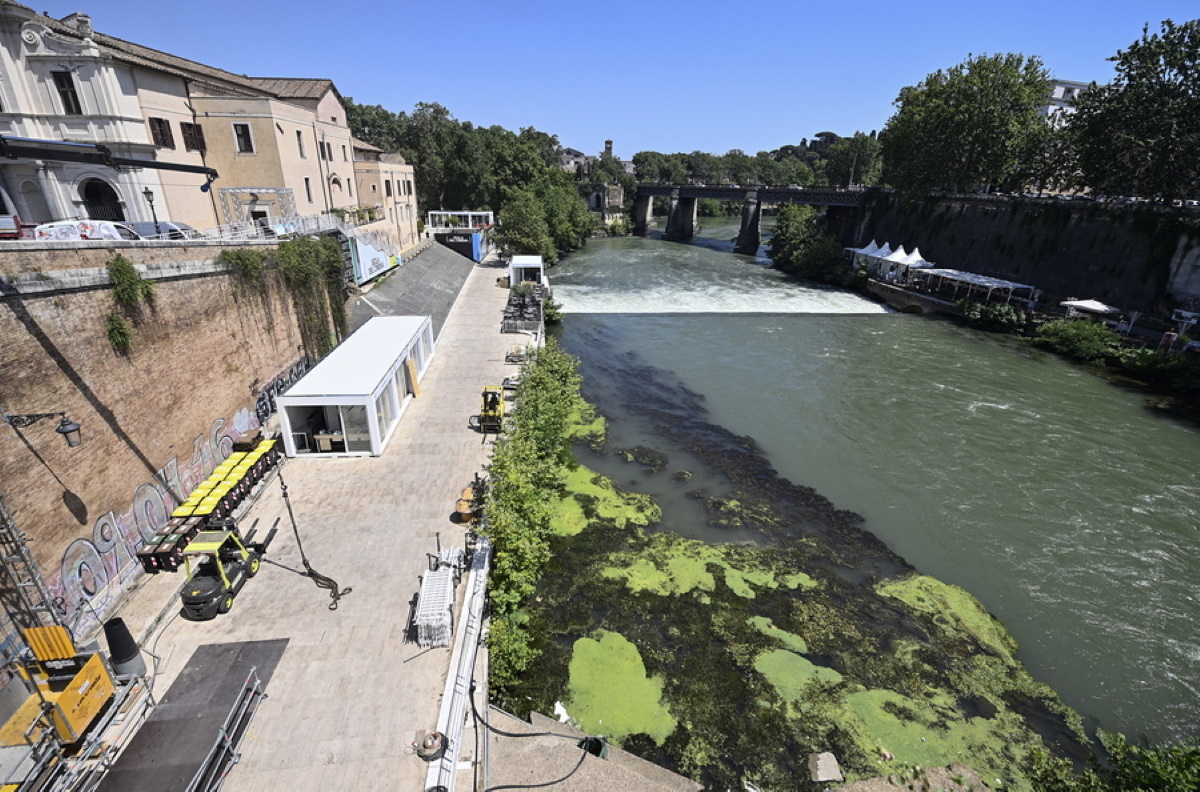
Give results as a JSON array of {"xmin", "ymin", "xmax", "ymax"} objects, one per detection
[
  {"xmin": 33, "ymin": 219, "xmax": 141, "ymax": 241},
  {"xmin": 127, "ymin": 220, "xmax": 200, "ymax": 240}
]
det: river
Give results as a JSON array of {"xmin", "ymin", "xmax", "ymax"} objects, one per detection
[{"xmin": 549, "ymin": 218, "xmax": 1200, "ymax": 746}]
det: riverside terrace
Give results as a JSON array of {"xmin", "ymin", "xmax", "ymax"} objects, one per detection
[{"xmin": 632, "ymin": 183, "xmax": 867, "ymax": 254}]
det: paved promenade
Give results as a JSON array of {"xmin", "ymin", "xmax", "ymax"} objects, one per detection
[{"xmin": 107, "ymin": 254, "xmax": 516, "ymax": 790}]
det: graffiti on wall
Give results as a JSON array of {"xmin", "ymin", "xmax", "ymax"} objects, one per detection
[
  {"xmin": 46, "ymin": 406, "xmax": 259, "ymax": 637},
  {"xmin": 254, "ymin": 357, "xmax": 312, "ymax": 425}
]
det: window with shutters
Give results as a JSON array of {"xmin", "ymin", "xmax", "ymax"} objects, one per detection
[
  {"xmin": 181, "ymin": 122, "xmax": 206, "ymax": 152},
  {"xmin": 149, "ymin": 117, "xmax": 175, "ymax": 149}
]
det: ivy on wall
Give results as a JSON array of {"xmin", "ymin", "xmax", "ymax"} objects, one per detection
[
  {"xmin": 103, "ymin": 253, "xmax": 154, "ymax": 354},
  {"xmin": 218, "ymin": 237, "xmax": 348, "ymax": 360}
]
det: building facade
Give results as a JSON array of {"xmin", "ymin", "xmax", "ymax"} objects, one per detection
[
  {"xmin": 353, "ymin": 139, "xmax": 420, "ymax": 251},
  {"xmin": 0, "ymin": 2, "xmax": 399, "ymax": 235}
]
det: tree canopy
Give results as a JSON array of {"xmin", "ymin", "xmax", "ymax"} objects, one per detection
[
  {"xmin": 345, "ymin": 99, "xmax": 565, "ymax": 214},
  {"xmin": 1070, "ymin": 19, "xmax": 1200, "ymax": 201},
  {"xmin": 881, "ymin": 53, "xmax": 1052, "ymax": 193}
]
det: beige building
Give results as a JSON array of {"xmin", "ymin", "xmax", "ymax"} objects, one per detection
[
  {"xmin": 354, "ymin": 139, "xmax": 420, "ymax": 250},
  {"xmin": 0, "ymin": 2, "xmax": 408, "ymax": 237}
]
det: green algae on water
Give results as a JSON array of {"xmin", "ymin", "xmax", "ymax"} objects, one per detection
[
  {"xmin": 550, "ymin": 463, "xmax": 661, "ymax": 537},
  {"xmin": 755, "ymin": 648, "xmax": 845, "ymax": 701},
  {"xmin": 567, "ymin": 631, "xmax": 677, "ymax": 743},
  {"xmin": 877, "ymin": 574, "xmax": 1016, "ymax": 660},
  {"xmin": 602, "ymin": 532, "xmax": 820, "ymax": 599}
]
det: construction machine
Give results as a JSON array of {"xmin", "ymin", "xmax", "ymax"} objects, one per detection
[
  {"xmin": 475, "ymin": 386, "xmax": 505, "ymax": 433},
  {"xmin": 179, "ymin": 520, "xmax": 277, "ymax": 620}
]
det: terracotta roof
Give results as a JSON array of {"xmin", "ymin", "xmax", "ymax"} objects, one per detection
[
  {"xmin": 4, "ymin": 3, "xmax": 340, "ymax": 103},
  {"xmin": 352, "ymin": 138, "xmax": 383, "ymax": 152},
  {"xmin": 247, "ymin": 78, "xmax": 337, "ymax": 101},
  {"xmin": 92, "ymin": 33, "xmax": 275, "ymax": 97}
]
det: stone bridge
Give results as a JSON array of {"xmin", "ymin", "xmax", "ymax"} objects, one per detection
[{"xmin": 633, "ymin": 184, "xmax": 866, "ymax": 254}]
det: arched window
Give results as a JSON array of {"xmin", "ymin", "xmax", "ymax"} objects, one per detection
[{"xmin": 81, "ymin": 179, "xmax": 124, "ymax": 221}]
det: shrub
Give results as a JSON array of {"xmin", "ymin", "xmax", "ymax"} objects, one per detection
[
  {"xmin": 105, "ymin": 312, "xmax": 132, "ymax": 354},
  {"xmin": 107, "ymin": 254, "xmax": 154, "ymax": 317},
  {"xmin": 217, "ymin": 248, "xmax": 268, "ymax": 281},
  {"xmin": 958, "ymin": 300, "xmax": 1028, "ymax": 333},
  {"xmin": 1033, "ymin": 319, "xmax": 1120, "ymax": 360}
]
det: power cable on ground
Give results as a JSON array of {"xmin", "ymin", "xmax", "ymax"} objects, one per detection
[
  {"xmin": 279, "ymin": 473, "xmax": 352, "ymax": 610},
  {"xmin": 467, "ymin": 681, "xmax": 594, "ymax": 791}
]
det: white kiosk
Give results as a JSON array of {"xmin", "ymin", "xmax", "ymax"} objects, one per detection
[
  {"xmin": 276, "ymin": 316, "xmax": 434, "ymax": 457},
  {"xmin": 508, "ymin": 255, "xmax": 546, "ymax": 288}
]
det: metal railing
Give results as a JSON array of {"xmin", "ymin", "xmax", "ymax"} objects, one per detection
[{"xmin": 130, "ymin": 212, "xmax": 400, "ymax": 260}]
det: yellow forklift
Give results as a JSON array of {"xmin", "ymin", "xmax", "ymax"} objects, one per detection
[
  {"xmin": 179, "ymin": 520, "xmax": 276, "ymax": 620},
  {"xmin": 476, "ymin": 386, "xmax": 505, "ymax": 433}
]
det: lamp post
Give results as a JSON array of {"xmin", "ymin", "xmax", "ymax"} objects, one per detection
[
  {"xmin": 3, "ymin": 412, "xmax": 82, "ymax": 448},
  {"xmin": 142, "ymin": 187, "xmax": 161, "ymax": 237}
]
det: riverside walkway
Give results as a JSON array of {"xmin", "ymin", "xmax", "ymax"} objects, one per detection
[{"xmin": 105, "ymin": 250, "xmax": 515, "ymax": 790}]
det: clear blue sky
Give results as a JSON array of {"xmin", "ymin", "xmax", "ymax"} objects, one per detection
[{"xmin": 37, "ymin": 0, "xmax": 1200, "ymax": 159}]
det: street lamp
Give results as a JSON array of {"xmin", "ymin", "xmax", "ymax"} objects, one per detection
[
  {"xmin": 3, "ymin": 412, "xmax": 82, "ymax": 448},
  {"xmin": 142, "ymin": 187, "xmax": 161, "ymax": 237}
]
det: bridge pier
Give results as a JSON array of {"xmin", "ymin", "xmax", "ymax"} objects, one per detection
[
  {"xmin": 734, "ymin": 191, "xmax": 761, "ymax": 255},
  {"xmin": 632, "ymin": 194, "xmax": 654, "ymax": 236},
  {"xmin": 663, "ymin": 191, "xmax": 697, "ymax": 242}
]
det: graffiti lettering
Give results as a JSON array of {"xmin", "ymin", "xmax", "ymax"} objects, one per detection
[
  {"xmin": 47, "ymin": 407, "xmax": 261, "ymax": 637},
  {"xmin": 254, "ymin": 357, "xmax": 311, "ymax": 424}
]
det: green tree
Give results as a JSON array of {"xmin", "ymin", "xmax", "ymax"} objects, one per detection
[
  {"xmin": 825, "ymin": 133, "xmax": 882, "ymax": 187},
  {"xmin": 1069, "ymin": 19, "xmax": 1200, "ymax": 201},
  {"xmin": 632, "ymin": 150, "xmax": 667, "ymax": 182},
  {"xmin": 533, "ymin": 170, "xmax": 594, "ymax": 253},
  {"xmin": 495, "ymin": 189, "xmax": 556, "ymax": 262},
  {"xmin": 767, "ymin": 203, "xmax": 820, "ymax": 269},
  {"xmin": 881, "ymin": 53, "xmax": 1052, "ymax": 192},
  {"xmin": 768, "ymin": 204, "xmax": 858, "ymax": 286},
  {"xmin": 518, "ymin": 127, "xmax": 563, "ymax": 169},
  {"xmin": 687, "ymin": 151, "xmax": 722, "ymax": 183},
  {"xmin": 722, "ymin": 149, "xmax": 757, "ymax": 185}
]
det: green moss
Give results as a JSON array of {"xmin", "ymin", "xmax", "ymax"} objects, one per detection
[
  {"xmin": 567, "ymin": 631, "xmax": 677, "ymax": 743},
  {"xmin": 877, "ymin": 574, "xmax": 1017, "ymax": 661},
  {"xmin": 842, "ymin": 688, "xmax": 1032, "ymax": 791},
  {"xmin": 602, "ymin": 533, "xmax": 819, "ymax": 599},
  {"xmin": 602, "ymin": 553, "xmax": 716, "ymax": 596},
  {"xmin": 551, "ymin": 464, "xmax": 661, "ymax": 536},
  {"xmin": 748, "ymin": 616, "xmax": 809, "ymax": 653},
  {"xmin": 755, "ymin": 649, "xmax": 844, "ymax": 701},
  {"xmin": 569, "ymin": 408, "xmax": 606, "ymax": 442},
  {"xmin": 706, "ymin": 496, "xmax": 786, "ymax": 528}
]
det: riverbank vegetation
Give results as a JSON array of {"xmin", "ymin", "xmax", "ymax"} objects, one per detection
[
  {"xmin": 952, "ymin": 305, "xmax": 1200, "ymax": 410},
  {"xmin": 482, "ymin": 340, "xmax": 660, "ymax": 687},
  {"xmin": 768, "ymin": 204, "xmax": 864, "ymax": 289}
]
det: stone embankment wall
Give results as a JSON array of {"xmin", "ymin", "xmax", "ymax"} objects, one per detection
[
  {"xmin": 0, "ymin": 239, "xmax": 305, "ymax": 636},
  {"xmin": 851, "ymin": 193, "xmax": 1200, "ymax": 314}
]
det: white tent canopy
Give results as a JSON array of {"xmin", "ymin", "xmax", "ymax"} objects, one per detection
[
  {"xmin": 1061, "ymin": 299, "xmax": 1120, "ymax": 315},
  {"xmin": 277, "ymin": 316, "xmax": 435, "ymax": 457},
  {"xmin": 913, "ymin": 268, "xmax": 1036, "ymax": 303}
]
